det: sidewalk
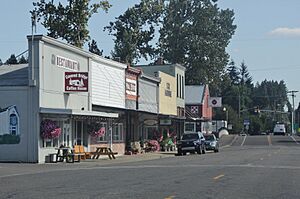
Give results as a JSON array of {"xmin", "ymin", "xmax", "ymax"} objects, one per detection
[
  {"xmin": 0, "ymin": 151, "xmax": 176, "ymax": 178},
  {"xmin": 0, "ymin": 135, "xmax": 235, "ymax": 178}
]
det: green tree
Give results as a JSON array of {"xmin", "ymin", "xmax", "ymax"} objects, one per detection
[
  {"xmin": 159, "ymin": 0, "xmax": 236, "ymax": 95},
  {"xmin": 105, "ymin": 0, "xmax": 164, "ymax": 64},
  {"xmin": 227, "ymin": 59, "xmax": 240, "ymax": 85},
  {"xmin": 5, "ymin": 54, "xmax": 18, "ymax": 65},
  {"xmin": 32, "ymin": 0, "xmax": 111, "ymax": 48},
  {"xmin": 235, "ymin": 61, "xmax": 253, "ymax": 117},
  {"xmin": 88, "ymin": 39, "xmax": 103, "ymax": 56},
  {"xmin": 18, "ymin": 55, "xmax": 28, "ymax": 64},
  {"xmin": 252, "ymin": 80, "xmax": 288, "ymax": 111},
  {"xmin": 239, "ymin": 61, "xmax": 253, "ymax": 87}
]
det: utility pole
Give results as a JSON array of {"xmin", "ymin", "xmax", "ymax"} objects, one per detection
[{"xmin": 288, "ymin": 90, "xmax": 298, "ymax": 135}]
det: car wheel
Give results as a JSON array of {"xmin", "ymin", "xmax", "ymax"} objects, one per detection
[
  {"xmin": 202, "ymin": 146, "xmax": 206, "ymax": 154},
  {"xmin": 214, "ymin": 149, "xmax": 219, "ymax": 153},
  {"xmin": 182, "ymin": 152, "xmax": 187, "ymax": 156},
  {"xmin": 177, "ymin": 149, "xmax": 182, "ymax": 156}
]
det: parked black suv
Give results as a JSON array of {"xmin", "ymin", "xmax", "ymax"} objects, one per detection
[{"xmin": 177, "ymin": 132, "xmax": 206, "ymax": 155}]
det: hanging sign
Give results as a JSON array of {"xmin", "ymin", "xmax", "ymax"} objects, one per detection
[{"xmin": 65, "ymin": 72, "xmax": 88, "ymax": 92}]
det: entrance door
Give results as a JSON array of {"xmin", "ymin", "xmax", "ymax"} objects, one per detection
[
  {"xmin": 75, "ymin": 121, "xmax": 83, "ymax": 145},
  {"xmin": 63, "ymin": 121, "xmax": 72, "ymax": 147}
]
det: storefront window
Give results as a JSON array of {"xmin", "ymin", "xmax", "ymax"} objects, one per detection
[
  {"xmin": 185, "ymin": 122, "xmax": 196, "ymax": 132},
  {"xmin": 97, "ymin": 122, "xmax": 108, "ymax": 142},
  {"xmin": 75, "ymin": 121, "xmax": 83, "ymax": 145},
  {"xmin": 145, "ymin": 126, "xmax": 158, "ymax": 140},
  {"xmin": 42, "ymin": 119, "xmax": 75, "ymax": 148},
  {"xmin": 113, "ymin": 123, "xmax": 124, "ymax": 141}
]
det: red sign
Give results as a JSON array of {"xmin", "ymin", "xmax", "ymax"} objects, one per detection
[{"xmin": 65, "ymin": 72, "xmax": 88, "ymax": 92}]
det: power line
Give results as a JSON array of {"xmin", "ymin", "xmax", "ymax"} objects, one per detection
[{"xmin": 249, "ymin": 65, "xmax": 300, "ymax": 72}]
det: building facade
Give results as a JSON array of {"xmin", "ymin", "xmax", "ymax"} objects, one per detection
[
  {"xmin": 185, "ymin": 85, "xmax": 212, "ymax": 133},
  {"xmin": 137, "ymin": 64, "xmax": 186, "ymax": 137},
  {"xmin": 0, "ymin": 35, "xmax": 128, "ymax": 163}
]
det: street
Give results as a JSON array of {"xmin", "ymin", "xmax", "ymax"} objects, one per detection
[{"xmin": 1, "ymin": 135, "xmax": 300, "ymax": 199}]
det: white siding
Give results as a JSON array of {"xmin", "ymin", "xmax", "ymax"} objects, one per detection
[
  {"xmin": 91, "ymin": 61, "xmax": 125, "ymax": 108},
  {"xmin": 40, "ymin": 43, "xmax": 90, "ymax": 111}
]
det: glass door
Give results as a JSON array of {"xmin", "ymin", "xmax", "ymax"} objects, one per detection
[
  {"xmin": 75, "ymin": 121, "xmax": 83, "ymax": 145},
  {"xmin": 63, "ymin": 120, "xmax": 72, "ymax": 147}
]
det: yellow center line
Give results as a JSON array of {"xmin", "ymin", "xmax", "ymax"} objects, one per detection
[
  {"xmin": 164, "ymin": 196, "xmax": 175, "ymax": 199},
  {"xmin": 213, "ymin": 174, "xmax": 225, "ymax": 180}
]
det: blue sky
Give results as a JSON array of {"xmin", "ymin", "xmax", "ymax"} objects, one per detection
[{"xmin": 1, "ymin": 0, "xmax": 300, "ymax": 105}]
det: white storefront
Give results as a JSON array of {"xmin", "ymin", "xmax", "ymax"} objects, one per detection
[{"xmin": 0, "ymin": 35, "xmax": 126, "ymax": 163}]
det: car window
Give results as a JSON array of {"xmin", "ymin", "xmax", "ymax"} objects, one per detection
[
  {"xmin": 182, "ymin": 134, "xmax": 199, "ymax": 140},
  {"xmin": 204, "ymin": 135, "xmax": 215, "ymax": 141}
]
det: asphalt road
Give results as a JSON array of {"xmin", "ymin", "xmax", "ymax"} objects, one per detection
[{"xmin": 1, "ymin": 135, "xmax": 300, "ymax": 199}]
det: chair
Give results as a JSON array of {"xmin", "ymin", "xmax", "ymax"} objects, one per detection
[
  {"xmin": 74, "ymin": 145, "xmax": 91, "ymax": 160},
  {"xmin": 80, "ymin": 145, "xmax": 92, "ymax": 159},
  {"xmin": 73, "ymin": 145, "xmax": 86, "ymax": 161}
]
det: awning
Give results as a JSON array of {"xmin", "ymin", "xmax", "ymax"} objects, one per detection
[{"xmin": 40, "ymin": 107, "xmax": 118, "ymax": 118}]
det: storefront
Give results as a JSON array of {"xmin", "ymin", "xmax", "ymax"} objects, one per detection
[{"xmin": 0, "ymin": 35, "xmax": 127, "ymax": 163}]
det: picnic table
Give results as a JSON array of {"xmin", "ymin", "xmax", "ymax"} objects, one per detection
[
  {"xmin": 91, "ymin": 147, "xmax": 118, "ymax": 160},
  {"xmin": 55, "ymin": 147, "xmax": 80, "ymax": 163}
]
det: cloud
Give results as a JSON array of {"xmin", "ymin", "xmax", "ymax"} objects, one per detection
[{"xmin": 269, "ymin": 27, "xmax": 300, "ymax": 37}]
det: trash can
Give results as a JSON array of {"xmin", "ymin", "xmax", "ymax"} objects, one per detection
[{"xmin": 49, "ymin": 153, "xmax": 57, "ymax": 163}]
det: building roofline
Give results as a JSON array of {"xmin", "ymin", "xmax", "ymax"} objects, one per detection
[
  {"xmin": 27, "ymin": 35, "xmax": 127, "ymax": 70},
  {"xmin": 136, "ymin": 63, "xmax": 186, "ymax": 71}
]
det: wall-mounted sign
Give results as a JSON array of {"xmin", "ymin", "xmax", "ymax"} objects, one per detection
[
  {"xmin": 65, "ymin": 72, "xmax": 88, "ymax": 92},
  {"xmin": 126, "ymin": 78, "xmax": 137, "ymax": 96},
  {"xmin": 208, "ymin": 97, "xmax": 222, "ymax": 107},
  {"xmin": 191, "ymin": 106, "xmax": 199, "ymax": 114},
  {"xmin": 52, "ymin": 54, "xmax": 80, "ymax": 71},
  {"xmin": 144, "ymin": 119, "xmax": 158, "ymax": 126},
  {"xmin": 160, "ymin": 119, "xmax": 172, "ymax": 125}
]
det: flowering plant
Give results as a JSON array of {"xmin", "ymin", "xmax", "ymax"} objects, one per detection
[
  {"xmin": 90, "ymin": 127, "xmax": 105, "ymax": 138},
  {"xmin": 147, "ymin": 140, "xmax": 160, "ymax": 151},
  {"xmin": 87, "ymin": 122, "xmax": 106, "ymax": 137},
  {"xmin": 40, "ymin": 119, "xmax": 62, "ymax": 139}
]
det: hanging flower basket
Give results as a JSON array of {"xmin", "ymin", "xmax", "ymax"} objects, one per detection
[
  {"xmin": 40, "ymin": 119, "xmax": 62, "ymax": 139},
  {"xmin": 87, "ymin": 122, "xmax": 106, "ymax": 138}
]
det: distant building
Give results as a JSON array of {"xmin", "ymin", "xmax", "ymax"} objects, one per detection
[
  {"xmin": 136, "ymin": 63, "xmax": 186, "ymax": 137},
  {"xmin": 185, "ymin": 85, "xmax": 212, "ymax": 133}
]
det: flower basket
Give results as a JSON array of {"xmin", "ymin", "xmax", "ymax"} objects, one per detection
[
  {"xmin": 87, "ymin": 122, "xmax": 105, "ymax": 138},
  {"xmin": 40, "ymin": 120, "xmax": 62, "ymax": 139}
]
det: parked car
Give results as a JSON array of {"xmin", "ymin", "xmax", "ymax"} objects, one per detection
[
  {"xmin": 177, "ymin": 132, "xmax": 206, "ymax": 155},
  {"xmin": 273, "ymin": 123, "xmax": 286, "ymax": 136},
  {"xmin": 204, "ymin": 134, "xmax": 219, "ymax": 153}
]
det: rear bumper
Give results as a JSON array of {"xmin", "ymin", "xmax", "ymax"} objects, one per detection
[{"xmin": 180, "ymin": 147, "xmax": 196, "ymax": 151}]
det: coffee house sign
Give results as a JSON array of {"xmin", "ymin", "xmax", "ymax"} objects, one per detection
[
  {"xmin": 52, "ymin": 54, "xmax": 80, "ymax": 71},
  {"xmin": 65, "ymin": 72, "xmax": 88, "ymax": 92}
]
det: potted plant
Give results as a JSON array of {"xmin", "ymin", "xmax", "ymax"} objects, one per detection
[
  {"xmin": 87, "ymin": 122, "xmax": 105, "ymax": 138},
  {"xmin": 40, "ymin": 119, "xmax": 62, "ymax": 139}
]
